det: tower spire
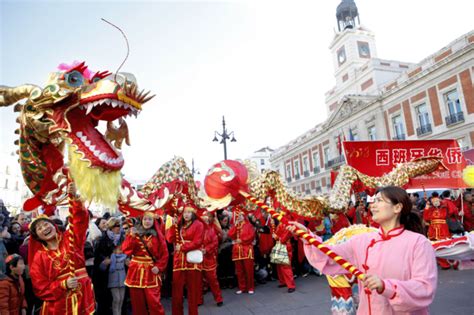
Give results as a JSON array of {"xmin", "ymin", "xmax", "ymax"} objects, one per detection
[{"xmin": 336, "ymin": 0, "xmax": 360, "ymax": 32}]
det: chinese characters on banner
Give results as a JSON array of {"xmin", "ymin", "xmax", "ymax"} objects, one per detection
[{"xmin": 343, "ymin": 140, "xmax": 468, "ymax": 189}]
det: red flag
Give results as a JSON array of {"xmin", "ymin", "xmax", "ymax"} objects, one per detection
[{"xmin": 337, "ymin": 134, "xmax": 342, "ymax": 156}]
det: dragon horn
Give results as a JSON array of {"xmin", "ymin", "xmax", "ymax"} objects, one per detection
[{"xmin": 0, "ymin": 85, "xmax": 38, "ymax": 107}]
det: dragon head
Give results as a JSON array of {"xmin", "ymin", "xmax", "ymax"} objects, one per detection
[{"xmin": 0, "ymin": 61, "xmax": 154, "ymax": 211}]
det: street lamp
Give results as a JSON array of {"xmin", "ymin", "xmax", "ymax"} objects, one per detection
[
  {"xmin": 191, "ymin": 158, "xmax": 200, "ymax": 177},
  {"xmin": 212, "ymin": 116, "xmax": 237, "ymax": 160}
]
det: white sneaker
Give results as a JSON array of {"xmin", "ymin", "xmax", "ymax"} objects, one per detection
[
  {"xmin": 248, "ymin": 290, "xmax": 255, "ymax": 295},
  {"xmin": 235, "ymin": 290, "xmax": 243, "ymax": 295}
]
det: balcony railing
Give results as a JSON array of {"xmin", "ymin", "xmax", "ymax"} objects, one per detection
[
  {"xmin": 327, "ymin": 155, "xmax": 345, "ymax": 168},
  {"xmin": 295, "ymin": 174, "xmax": 300, "ymax": 180},
  {"xmin": 304, "ymin": 171, "xmax": 310, "ymax": 177},
  {"xmin": 313, "ymin": 166, "xmax": 320, "ymax": 174},
  {"xmin": 416, "ymin": 123, "xmax": 432, "ymax": 136},
  {"xmin": 445, "ymin": 111, "xmax": 464, "ymax": 126},
  {"xmin": 392, "ymin": 134, "xmax": 406, "ymax": 140}
]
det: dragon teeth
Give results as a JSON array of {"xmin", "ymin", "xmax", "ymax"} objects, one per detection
[
  {"xmin": 99, "ymin": 152, "xmax": 107, "ymax": 161},
  {"xmin": 85, "ymin": 104, "xmax": 94, "ymax": 115},
  {"xmin": 76, "ymin": 131, "xmax": 83, "ymax": 138}
]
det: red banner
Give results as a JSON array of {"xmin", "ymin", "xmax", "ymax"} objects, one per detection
[{"xmin": 343, "ymin": 140, "xmax": 468, "ymax": 189}]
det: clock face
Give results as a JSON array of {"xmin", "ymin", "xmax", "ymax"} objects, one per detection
[
  {"xmin": 358, "ymin": 42, "xmax": 370, "ymax": 58},
  {"xmin": 337, "ymin": 47, "xmax": 346, "ymax": 65}
]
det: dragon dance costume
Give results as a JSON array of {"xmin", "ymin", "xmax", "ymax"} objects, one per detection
[
  {"xmin": 29, "ymin": 200, "xmax": 95, "ymax": 315},
  {"xmin": 122, "ymin": 213, "xmax": 168, "ymax": 315},
  {"xmin": 228, "ymin": 217, "xmax": 256, "ymax": 293},
  {"xmin": 166, "ymin": 217, "xmax": 204, "ymax": 315},
  {"xmin": 200, "ymin": 218, "xmax": 223, "ymax": 305},
  {"xmin": 274, "ymin": 223, "xmax": 295, "ymax": 290}
]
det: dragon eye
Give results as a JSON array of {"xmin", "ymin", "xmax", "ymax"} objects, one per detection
[
  {"xmin": 65, "ymin": 70, "xmax": 84, "ymax": 87},
  {"xmin": 92, "ymin": 77, "xmax": 101, "ymax": 83}
]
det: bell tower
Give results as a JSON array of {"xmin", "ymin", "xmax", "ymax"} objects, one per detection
[
  {"xmin": 329, "ymin": 0, "xmax": 377, "ymax": 86},
  {"xmin": 336, "ymin": 0, "xmax": 360, "ymax": 31}
]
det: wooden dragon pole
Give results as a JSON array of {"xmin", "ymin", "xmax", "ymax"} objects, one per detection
[{"xmin": 239, "ymin": 190, "xmax": 365, "ymax": 280}]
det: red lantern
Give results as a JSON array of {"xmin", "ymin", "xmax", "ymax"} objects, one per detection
[{"xmin": 204, "ymin": 160, "xmax": 249, "ymax": 206}]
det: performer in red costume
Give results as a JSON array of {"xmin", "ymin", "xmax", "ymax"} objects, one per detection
[
  {"xmin": 423, "ymin": 196, "xmax": 452, "ymax": 269},
  {"xmin": 29, "ymin": 183, "xmax": 95, "ymax": 315},
  {"xmin": 122, "ymin": 212, "xmax": 168, "ymax": 315},
  {"xmin": 273, "ymin": 222, "xmax": 296, "ymax": 293},
  {"xmin": 424, "ymin": 197, "xmax": 451, "ymax": 240},
  {"xmin": 200, "ymin": 211, "xmax": 224, "ymax": 306},
  {"xmin": 258, "ymin": 211, "xmax": 275, "ymax": 257},
  {"xmin": 166, "ymin": 206, "xmax": 204, "ymax": 315},
  {"xmin": 228, "ymin": 210, "xmax": 256, "ymax": 294},
  {"xmin": 329, "ymin": 212, "xmax": 351, "ymax": 234}
]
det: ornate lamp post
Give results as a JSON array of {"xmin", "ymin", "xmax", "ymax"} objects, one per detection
[{"xmin": 212, "ymin": 116, "xmax": 236, "ymax": 160}]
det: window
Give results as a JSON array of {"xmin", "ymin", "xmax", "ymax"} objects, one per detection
[
  {"xmin": 337, "ymin": 46, "xmax": 346, "ymax": 66},
  {"xmin": 444, "ymin": 89, "xmax": 462, "ymax": 115},
  {"xmin": 368, "ymin": 125, "xmax": 376, "ymax": 140},
  {"xmin": 323, "ymin": 147, "xmax": 330, "ymax": 166},
  {"xmin": 286, "ymin": 164, "xmax": 291, "ymax": 178},
  {"xmin": 294, "ymin": 160, "xmax": 300, "ymax": 177},
  {"xmin": 416, "ymin": 104, "xmax": 430, "ymax": 127},
  {"xmin": 4, "ymin": 179, "xmax": 8, "ymax": 189},
  {"xmin": 415, "ymin": 103, "xmax": 432, "ymax": 136},
  {"xmin": 457, "ymin": 138, "xmax": 468, "ymax": 151},
  {"xmin": 358, "ymin": 41, "xmax": 371, "ymax": 58},
  {"xmin": 392, "ymin": 115, "xmax": 405, "ymax": 140},
  {"xmin": 260, "ymin": 159, "xmax": 265, "ymax": 166},
  {"xmin": 352, "ymin": 132, "xmax": 359, "ymax": 141},
  {"xmin": 303, "ymin": 156, "xmax": 309, "ymax": 174},
  {"xmin": 5, "ymin": 166, "xmax": 10, "ymax": 175},
  {"xmin": 313, "ymin": 152, "xmax": 320, "ymax": 172}
]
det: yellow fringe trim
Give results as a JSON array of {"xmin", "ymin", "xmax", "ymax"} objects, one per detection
[{"xmin": 68, "ymin": 143, "xmax": 121, "ymax": 209}]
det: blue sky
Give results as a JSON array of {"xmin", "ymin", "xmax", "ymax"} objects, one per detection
[{"xmin": 1, "ymin": 0, "xmax": 473, "ymax": 182}]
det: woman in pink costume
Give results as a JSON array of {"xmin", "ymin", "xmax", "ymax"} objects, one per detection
[{"xmin": 289, "ymin": 186, "xmax": 437, "ymax": 315}]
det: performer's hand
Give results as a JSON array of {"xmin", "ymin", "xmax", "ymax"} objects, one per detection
[
  {"xmin": 67, "ymin": 181, "xmax": 78, "ymax": 199},
  {"xmin": 129, "ymin": 227, "xmax": 137, "ymax": 236},
  {"xmin": 202, "ymin": 249, "xmax": 206, "ymax": 254},
  {"xmin": 103, "ymin": 257, "xmax": 111, "ymax": 266},
  {"xmin": 172, "ymin": 217, "xmax": 178, "ymax": 225},
  {"xmin": 287, "ymin": 221, "xmax": 308, "ymax": 234},
  {"xmin": 125, "ymin": 258, "xmax": 130, "ymax": 267},
  {"xmin": 66, "ymin": 277, "xmax": 79, "ymax": 290},
  {"xmin": 272, "ymin": 233, "xmax": 277, "ymax": 239},
  {"xmin": 363, "ymin": 274, "xmax": 384, "ymax": 293},
  {"xmin": 151, "ymin": 266, "xmax": 159, "ymax": 274},
  {"xmin": 175, "ymin": 244, "xmax": 181, "ymax": 252},
  {"xmin": 235, "ymin": 239, "xmax": 241, "ymax": 244}
]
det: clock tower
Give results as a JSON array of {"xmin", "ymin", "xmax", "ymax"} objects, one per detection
[{"xmin": 329, "ymin": 0, "xmax": 377, "ymax": 86}]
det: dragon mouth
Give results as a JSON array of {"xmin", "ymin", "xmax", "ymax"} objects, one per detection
[{"xmin": 67, "ymin": 98, "xmax": 139, "ymax": 171}]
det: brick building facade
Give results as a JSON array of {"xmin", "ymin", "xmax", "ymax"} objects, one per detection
[{"xmin": 270, "ymin": 1, "xmax": 474, "ymax": 195}]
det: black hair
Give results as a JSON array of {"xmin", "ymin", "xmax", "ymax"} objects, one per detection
[
  {"xmin": 441, "ymin": 190, "xmax": 451, "ymax": 199},
  {"xmin": 6, "ymin": 254, "xmax": 23, "ymax": 276},
  {"xmin": 431, "ymin": 192, "xmax": 439, "ymax": 198},
  {"xmin": 413, "ymin": 193, "xmax": 419, "ymax": 198},
  {"xmin": 378, "ymin": 186, "xmax": 424, "ymax": 235},
  {"xmin": 179, "ymin": 212, "xmax": 197, "ymax": 230},
  {"xmin": 30, "ymin": 217, "xmax": 56, "ymax": 245}
]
